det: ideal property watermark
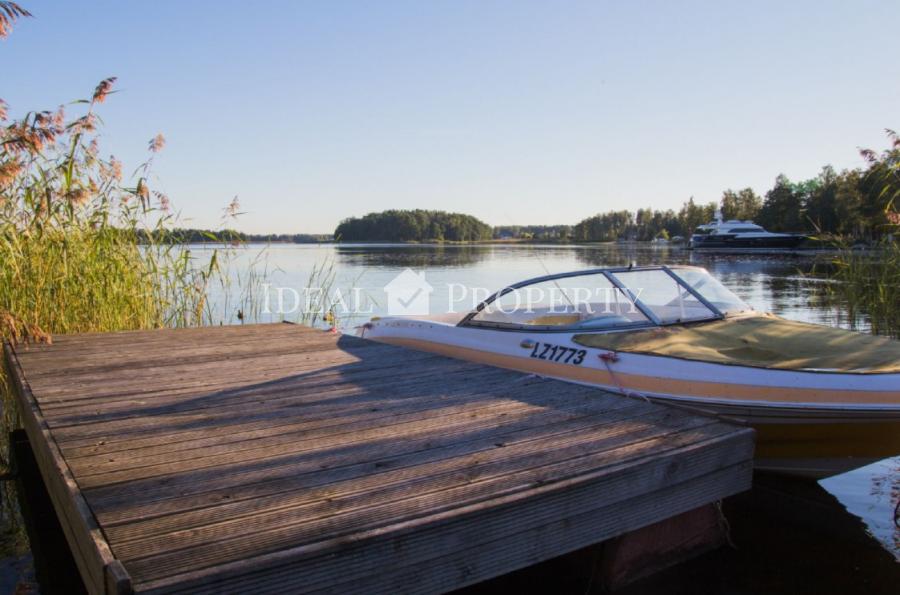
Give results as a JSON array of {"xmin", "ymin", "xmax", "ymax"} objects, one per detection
[
  {"xmin": 260, "ymin": 285, "xmax": 375, "ymax": 316},
  {"xmin": 384, "ymin": 268, "xmax": 433, "ymax": 316},
  {"xmin": 260, "ymin": 268, "xmax": 643, "ymax": 320}
]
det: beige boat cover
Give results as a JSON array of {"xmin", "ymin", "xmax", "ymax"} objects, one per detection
[{"xmin": 573, "ymin": 314, "xmax": 900, "ymax": 373}]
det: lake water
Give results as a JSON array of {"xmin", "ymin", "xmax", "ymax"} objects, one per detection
[
  {"xmin": 198, "ymin": 242, "xmax": 896, "ymax": 559},
  {"xmin": 205, "ymin": 242, "xmax": 849, "ymax": 329}
]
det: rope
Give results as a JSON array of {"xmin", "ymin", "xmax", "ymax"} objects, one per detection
[
  {"xmin": 715, "ymin": 499, "xmax": 737, "ymax": 549},
  {"xmin": 599, "ymin": 351, "xmax": 651, "ymax": 403}
]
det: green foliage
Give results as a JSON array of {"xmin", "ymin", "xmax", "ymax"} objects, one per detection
[
  {"xmin": 675, "ymin": 198, "xmax": 718, "ymax": 238},
  {"xmin": 720, "ymin": 188, "xmax": 762, "ymax": 221},
  {"xmin": 0, "ymin": 80, "xmax": 248, "ymax": 548},
  {"xmin": 572, "ymin": 199, "xmax": 716, "ymax": 242},
  {"xmin": 824, "ymin": 131, "xmax": 900, "ymax": 337},
  {"xmin": 158, "ymin": 228, "xmax": 332, "ymax": 244},
  {"xmin": 334, "ymin": 209, "xmax": 493, "ymax": 242},
  {"xmin": 756, "ymin": 153, "xmax": 897, "ymax": 238},
  {"xmin": 574, "ymin": 141, "xmax": 897, "ymax": 243},
  {"xmin": 492, "ymin": 225, "xmax": 571, "ymax": 241},
  {"xmin": 0, "ymin": 80, "xmax": 234, "ymax": 467},
  {"xmin": 827, "ymin": 243, "xmax": 900, "ymax": 338},
  {"xmin": 0, "ymin": 83, "xmax": 220, "ymax": 340},
  {"xmin": 573, "ymin": 210, "xmax": 636, "ymax": 242},
  {"xmin": 756, "ymin": 174, "xmax": 807, "ymax": 232}
]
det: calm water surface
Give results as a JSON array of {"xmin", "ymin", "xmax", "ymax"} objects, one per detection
[{"xmin": 208, "ymin": 242, "xmax": 845, "ymax": 327}]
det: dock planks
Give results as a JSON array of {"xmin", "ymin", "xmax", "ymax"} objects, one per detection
[{"xmin": 4, "ymin": 323, "xmax": 754, "ymax": 594}]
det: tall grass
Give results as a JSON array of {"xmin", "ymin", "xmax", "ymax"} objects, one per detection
[
  {"xmin": 825, "ymin": 131, "xmax": 900, "ymax": 338},
  {"xmin": 827, "ymin": 244, "xmax": 900, "ymax": 338},
  {"xmin": 0, "ymin": 81, "xmax": 218, "ymax": 340},
  {"xmin": 0, "ymin": 79, "xmax": 238, "ymax": 551}
]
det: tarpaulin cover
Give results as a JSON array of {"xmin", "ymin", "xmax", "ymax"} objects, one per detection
[{"xmin": 573, "ymin": 314, "xmax": 900, "ymax": 373}]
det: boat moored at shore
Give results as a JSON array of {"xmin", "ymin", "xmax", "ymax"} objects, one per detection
[{"xmin": 360, "ymin": 265, "xmax": 900, "ymax": 478}]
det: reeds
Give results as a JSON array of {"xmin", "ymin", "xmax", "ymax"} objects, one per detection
[
  {"xmin": 0, "ymin": 83, "xmax": 213, "ymax": 340},
  {"xmin": 0, "ymin": 80, "xmax": 239, "ymax": 549},
  {"xmin": 824, "ymin": 132, "xmax": 900, "ymax": 338},
  {"xmin": 0, "ymin": 2, "xmax": 30, "ymax": 40},
  {"xmin": 827, "ymin": 242, "xmax": 900, "ymax": 338},
  {"xmin": 298, "ymin": 258, "xmax": 339, "ymax": 327}
]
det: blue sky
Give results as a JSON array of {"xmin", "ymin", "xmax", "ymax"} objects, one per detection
[{"xmin": 3, "ymin": 1, "xmax": 898, "ymax": 233}]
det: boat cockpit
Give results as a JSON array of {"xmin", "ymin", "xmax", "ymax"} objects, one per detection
[{"xmin": 458, "ymin": 266, "xmax": 752, "ymax": 332}]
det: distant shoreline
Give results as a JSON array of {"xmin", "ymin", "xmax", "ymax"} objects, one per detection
[
  {"xmin": 180, "ymin": 238, "xmax": 876, "ymax": 257},
  {"xmin": 187, "ymin": 238, "xmax": 602, "ymax": 246},
  {"xmin": 183, "ymin": 238, "xmax": 861, "ymax": 253}
]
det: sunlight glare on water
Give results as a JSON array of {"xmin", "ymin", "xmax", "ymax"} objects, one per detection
[{"xmin": 820, "ymin": 456, "xmax": 900, "ymax": 561}]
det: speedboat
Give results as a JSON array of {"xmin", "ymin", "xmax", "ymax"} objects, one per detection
[
  {"xmin": 359, "ymin": 266, "xmax": 900, "ymax": 478},
  {"xmin": 689, "ymin": 211, "xmax": 807, "ymax": 250}
]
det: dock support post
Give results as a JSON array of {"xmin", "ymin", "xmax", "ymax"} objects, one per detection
[
  {"xmin": 105, "ymin": 561, "xmax": 133, "ymax": 595},
  {"xmin": 596, "ymin": 503, "xmax": 727, "ymax": 590},
  {"xmin": 9, "ymin": 429, "xmax": 86, "ymax": 594}
]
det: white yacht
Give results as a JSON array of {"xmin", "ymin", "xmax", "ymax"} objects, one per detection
[{"xmin": 689, "ymin": 211, "xmax": 807, "ymax": 250}]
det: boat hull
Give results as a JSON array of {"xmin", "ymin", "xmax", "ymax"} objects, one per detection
[
  {"xmin": 690, "ymin": 234, "xmax": 807, "ymax": 250},
  {"xmin": 361, "ymin": 318, "xmax": 900, "ymax": 478}
]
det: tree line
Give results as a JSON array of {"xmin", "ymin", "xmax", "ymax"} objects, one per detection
[
  {"xmin": 140, "ymin": 229, "xmax": 332, "ymax": 244},
  {"xmin": 334, "ymin": 209, "xmax": 493, "ymax": 242},
  {"xmin": 492, "ymin": 225, "xmax": 572, "ymax": 241},
  {"xmin": 572, "ymin": 152, "xmax": 898, "ymax": 242},
  {"xmin": 572, "ymin": 199, "xmax": 717, "ymax": 242}
]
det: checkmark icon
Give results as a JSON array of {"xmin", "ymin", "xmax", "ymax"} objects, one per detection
[
  {"xmin": 397, "ymin": 287, "xmax": 423, "ymax": 308},
  {"xmin": 386, "ymin": 268, "xmax": 433, "ymax": 315}
]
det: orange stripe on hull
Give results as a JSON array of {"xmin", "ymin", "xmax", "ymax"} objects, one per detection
[{"xmin": 379, "ymin": 337, "xmax": 900, "ymax": 407}]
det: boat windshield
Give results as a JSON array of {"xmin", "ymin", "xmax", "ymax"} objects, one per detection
[
  {"xmin": 668, "ymin": 268, "xmax": 752, "ymax": 316},
  {"xmin": 466, "ymin": 272, "xmax": 652, "ymax": 330},
  {"xmin": 461, "ymin": 266, "xmax": 751, "ymax": 331}
]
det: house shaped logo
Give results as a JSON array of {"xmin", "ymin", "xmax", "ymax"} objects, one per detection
[{"xmin": 384, "ymin": 268, "xmax": 434, "ymax": 316}]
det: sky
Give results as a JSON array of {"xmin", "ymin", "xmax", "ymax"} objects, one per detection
[{"xmin": 3, "ymin": 1, "xmax": 899, "ymax": 233}]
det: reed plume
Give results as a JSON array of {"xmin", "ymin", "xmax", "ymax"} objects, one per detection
[{"xmin": 0, "ymin": 1, "xmax": 31, "ymax": 39}]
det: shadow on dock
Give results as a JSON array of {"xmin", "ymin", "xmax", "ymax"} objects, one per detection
[{"xmin": 6, "ymin": 324, "xmax": 753, "ymax": 593}]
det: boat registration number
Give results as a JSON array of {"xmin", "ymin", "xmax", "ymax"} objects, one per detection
[{"xmin": 528, "ymin": 342, "xmax": 587, "ymax": 365}]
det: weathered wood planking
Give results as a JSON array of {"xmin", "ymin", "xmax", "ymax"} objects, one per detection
[{"xmin": 5, "ymin": 323, "xmax": 754, "ymax": 594}]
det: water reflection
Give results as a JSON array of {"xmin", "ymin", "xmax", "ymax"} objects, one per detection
[
  {"xmin": 219, "ymin": 241, "xmax": 875, "ymax": 360},
  {"xmin": 820, "ymin": 456, "xmax": 900, "ymax": 561},
  {"xmin": 571, "ymin": 244, "xmax": 677, "ymax": 267},
  {"xmin": 335, "ymin": 243, "xmax": 491, "ymax": 268},
  {"xmin": 214, "ymin": 242, "xmax": 856, "ymax": 329}
]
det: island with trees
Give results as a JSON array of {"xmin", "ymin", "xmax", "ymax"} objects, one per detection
[{"xmin": 334, "ymin": 209, "xmax": 493, "ymax": 242}]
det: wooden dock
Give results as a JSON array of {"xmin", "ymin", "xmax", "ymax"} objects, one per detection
[{"xmin": 4, "ymin": 323, "xmax": 754, "ymax": 594}]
